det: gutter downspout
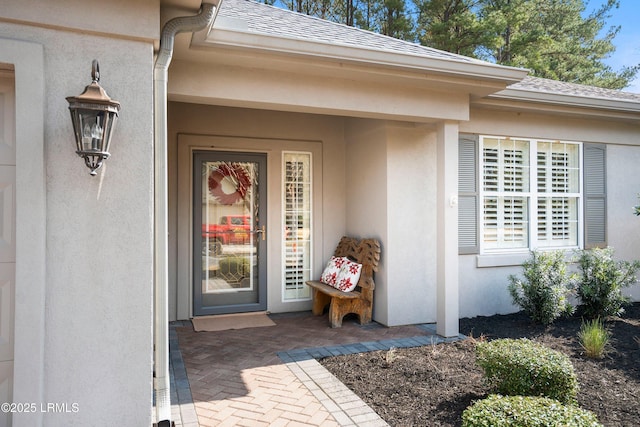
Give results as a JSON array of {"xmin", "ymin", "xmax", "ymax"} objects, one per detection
[{"xmin": 153, "ymin": 2, "xmax": 218, "ymax": 424}]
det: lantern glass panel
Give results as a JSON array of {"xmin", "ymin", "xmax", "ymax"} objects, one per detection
[
  {"xmin": 79, "ymin": 111, "xmax": 105, "ymax": 151},
  {"xmin": 102, "ymin": 113, "xmax": 116, "ymax": 153}
]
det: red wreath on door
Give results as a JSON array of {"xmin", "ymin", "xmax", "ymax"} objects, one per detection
[{"xmin": 208, "ymin": 162, "xmax": 252, "ymax": 205}]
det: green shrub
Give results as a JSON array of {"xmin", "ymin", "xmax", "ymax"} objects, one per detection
[
  {"xmin": 576, "ymin": 247, "xmax": 640, "ymax": 319},
  {"xmin": 462, "ymin": 395, "xmax": 603, "ymax": 427},
  {"xmin": 475, "ymin": 338, "xmax": 578, "ymax": 403},
  {"xmin": 508, "ymin": 250, "xmax": 575, "ymax": 325},
  {"xmin": 578, "ymin": 318, "xmax": 609, "ymax": 359}
]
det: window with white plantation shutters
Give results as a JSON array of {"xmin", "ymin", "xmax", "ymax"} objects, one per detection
[
  {"xmin": 283, "ymin": 152, "xmax": 312, "ymax": 300},
  {"xmin": 478, "ymin": 136, "xmax": 582, "ymax": 253},
  {"xmin": 481, "ymin": 137, "xmax": 530, "ymax": 251},
  {"xmin": 536, "ymin": 141, "xmax": 579, "ymax": 247}
]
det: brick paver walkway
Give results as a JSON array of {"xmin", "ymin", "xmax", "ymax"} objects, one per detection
[{"xmin": 172, "ymin": 312, "xmax": 460, "ymax": 426}]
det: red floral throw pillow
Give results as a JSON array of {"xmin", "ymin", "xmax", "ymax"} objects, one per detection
[
  {"xmin": 335, "ymin": 259, "xmax": 362, "ymax": 292},
  {"xmin": 320, "ymin": 256, "xmax": 345, "ymax": 286}
]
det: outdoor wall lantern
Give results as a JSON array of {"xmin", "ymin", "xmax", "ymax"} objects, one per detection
[{"xmin": 66, "ymin": 60, "xmax": 121, "ymax": 176}]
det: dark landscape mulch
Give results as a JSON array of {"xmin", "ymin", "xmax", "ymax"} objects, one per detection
[{"xmin": 320, "ymin": 303, "xmax": 640, "ymax": 426}]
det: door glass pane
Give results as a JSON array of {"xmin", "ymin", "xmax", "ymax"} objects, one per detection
[{"xmin": 198, "ymin": 159, "xmax": 261, "ymax": 311}]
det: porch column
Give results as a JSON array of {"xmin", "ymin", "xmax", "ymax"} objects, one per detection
[{"xmin": 436, "ymin": 121, "xmax": 459, "ymax": 337}]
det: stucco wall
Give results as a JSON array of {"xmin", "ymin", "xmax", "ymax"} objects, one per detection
[
  {"xmin": 167, "ymin": 102, "xmax": 348, "ymax": 319},
  {"xmin": 608, "ymin": 143, "xmax": 640, "ymax": 301},
  {"xmin": 386, "ymin": 125, "xmax": 438, "ymax": 326},
  {"xmin": 459, "ymin": 255, "xmax": 521, "ymax": 317},
  {"xmin": 1, "ymin": 0, "xmax": 158, "ymax": 41},
  {"xmin": 0, "ymin": 17, "xmax": 154, "ymax": 427},
  {"xmin": 459, "ymin": 107, "xmax": 640, "ymax": 318},
  {"xmin": 344, "ymin": 119, "xmax": 390, "ymax": 324},
  {"xmin": 345, "ymin": 120, "xmax": 438, "ymax": 326}
]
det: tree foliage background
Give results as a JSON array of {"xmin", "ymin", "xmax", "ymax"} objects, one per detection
[{"xmin": 267, "ymin": 0, "xmax": 638, "ymax": 90}]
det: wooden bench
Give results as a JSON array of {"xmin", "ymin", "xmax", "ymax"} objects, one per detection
[{"xmin": 306, "ymin": 236, "xmax": 381, "ymax": 328}]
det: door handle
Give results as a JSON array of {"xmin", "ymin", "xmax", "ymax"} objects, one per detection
[{"xmin": 255, "ymin": 225, "xmax": 266, "ymax": 241}]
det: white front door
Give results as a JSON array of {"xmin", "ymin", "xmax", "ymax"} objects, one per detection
[{"xmin": 0, "ymin": 72, "xmax": 16, "ymax": 427}]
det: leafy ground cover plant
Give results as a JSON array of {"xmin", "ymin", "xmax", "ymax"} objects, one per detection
[
  {"xmin": 508, "ymin": 250, "xmax": 575, "ymax": 325},
  {"xmin": 475, "ymin": 338, "xmax": 578, "ymax": 403},
  {"xmin": 578, "ymin": 318, "xmax": 610, "ymax": 359},
  {"xmin": 576, "ymin": 247, "xmax": 640, "ymax": 318},
  {"xmin": 462, "ymin": 395, "xmax": 602, "ymax": 427}
]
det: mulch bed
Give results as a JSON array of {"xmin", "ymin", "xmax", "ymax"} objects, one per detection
[{"xmin": 320, "ymin": 303, "xmax": 640, "ymax": 426}]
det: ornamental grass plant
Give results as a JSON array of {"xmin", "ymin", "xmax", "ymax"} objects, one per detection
[{"xmin": 578, "ymin": 318, "xmax": 610, "ymax": 359}]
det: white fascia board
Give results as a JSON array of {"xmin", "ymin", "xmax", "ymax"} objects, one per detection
[
  {"xmin": 489, "ymin": 87, "xmax": 640, "ymax": 114},
  {"xmin": 192, "ymin": 26, "xmax": 528, "ymax": 86}
]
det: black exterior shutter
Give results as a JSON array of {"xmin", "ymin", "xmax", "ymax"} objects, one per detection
[{"xmin": 459, "ymin": 134, "xmax": 479, "ymax": 254}]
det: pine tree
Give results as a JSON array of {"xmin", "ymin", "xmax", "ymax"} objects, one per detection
[
  {"xmin": 414, "ymin": 0, "xmax": 488, "ymax": 57},
  {"xmin": 478, "ymin": 0, "xmax": 638, "ymax": 89}
]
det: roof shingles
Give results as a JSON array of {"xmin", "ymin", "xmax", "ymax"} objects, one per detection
[
  {"xmin": 510, "ymin": 76, "xmax": 640, "ymax": 102},
  {"xmin": 218, "ymin": 0, "xmax": 474, "ymax": 62}
]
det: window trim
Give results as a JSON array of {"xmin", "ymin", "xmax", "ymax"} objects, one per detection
[{"xmin": 478, "ymin": 135, "xmax": 584, "ymax": 255}]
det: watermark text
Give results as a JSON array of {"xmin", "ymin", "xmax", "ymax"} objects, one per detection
[{"xmin": 1, "ymin": 402, "xmax": 79, "ymax": 413}]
